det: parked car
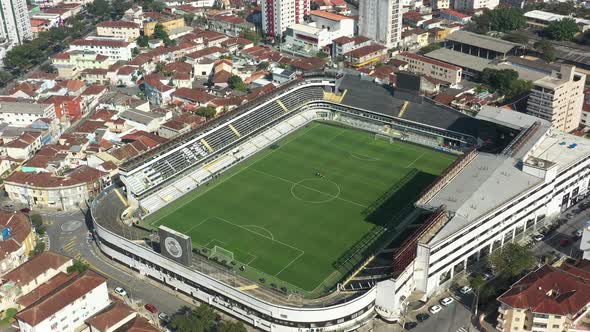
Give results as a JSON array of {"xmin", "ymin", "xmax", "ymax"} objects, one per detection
[
  {"xmin": 559, "ymin": 238, "xmax": 570, "ymax": 247},
  {"xmin": 404, "ymin": 322, "xmax": 418, "ymax": 330},
  {"xmin": 440, "ymin": 297, "xmax": 454, "ymax": 306},
  {"xmin": 429, "ymin": 305, "xmax": 442, "ymax": 314},
  {"xmin": 574, "ymin": 229, "xmax": 583, "ymax": 238},
  {"xmin": 459, "ymin": 286, "xmax": 472, "ymax": 294},
  {"xmin": 145, "ymin": 303, "xmax": 158, "ymax": 313},
  {"xmin": 532, "ymin": 234, "xmax": 545, "ymax": 242},
  {"xmin": 416, "ymin": 313, "xmax": 430, "ymax": 322},
  {"xmin": 19, "ymin": 208, "xmax": 30, "ymax": 213},
  {"xmin": 158, "ymin": 312, "xmax": 170, "ymax": 323},
  {"xmin": 482, "ymin": 272, "xmax": 493, "ymax": 281},
  {"xmin": 114, "ymin": 287, "xmax": 127, "ymax": 297}
]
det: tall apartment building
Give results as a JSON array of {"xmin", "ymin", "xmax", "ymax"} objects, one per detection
[
  {"xmin": 261, "ymin": 0, "xmax": 310, "ymax": 37},
  {"xmin": 0, "ymin": 0, "xmax": 33, "ymax": 64},
  {"xmin": 359, "ymin": 0, "xmax": 402, "ymax": 48},
  {"xmin": 526, "ymin": 65, "xmax": 586, "ymax": 133}
]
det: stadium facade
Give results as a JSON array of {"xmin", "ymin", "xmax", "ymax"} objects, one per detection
[{"xmin": 92, "ymin": 72, "xmax": 590, "ymax": 331}]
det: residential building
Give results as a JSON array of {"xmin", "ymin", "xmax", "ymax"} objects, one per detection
[
  {"xmin": 400, "ymin": 28, "xmax": 429, "ymax": 51},
  {"xmin": 359, "ymin": 0, "xmax": 402, "ymax": 48},
  {"xmin": 96, "ymin": 20, "xmax": 141, "ymax": 41},
  {"xmin": 209, "ymin": 15, "xmax": 256, "ymax": 37},
  {"xmin": 0, "ymin": 102, "xmax": 56, "ymax": 127},
  {"xmin": 68, "ymin": 37, "xmax": 135, "ymax": 61},
  {"xmin": 4, "ymin": 166, "xmax": 107, "ymax": 210},
  {"xmin": 527, "ymin": 65, "xmax": 586, "ymax": 133},
  {"xmin": 0, "ymin": 211, "xmax": 36, "ymax": 276},
  {"xmin": 122, "ymin": 5, "xmax": 143, "ymax": 27},
  {"xmin": 343, "ymin": 44, "xmax": 388, "ymax": 67},
  {"xmin": 261, "ymin": 0, "xmax": 310, "ymax": 37},
  {"xmin": 119, "ymin": 109, "xmax": 165, "ymax": 132},
  {"xmin": 143, "ymin": 74, "xmax": 176, "ymax": 106},
  {"xmin": 397, "ymin": 52, "xmax": 462, "ymax": 85},
  {"xmin": 2, "ymin": 132, "xmax": 42, "ymax": 160},
  {"xmin": 85, "ymin": 300, "xmax": 160, "ymax": 332},
  {"xmin": 0, "ymin": 252, "xmax": 72, "ymax": 311},
  {"xmin": 283, "ymin": 10, "xmax": 354, "ymax": 55},
  {"xmin": 144, "ymin": 17, "xmax": 185, "ymax": 37},
  {"xmin": 16, "ymin": 270, "xmax": 110, "ymax": 332},
  {"xmin": 0, "ymin": 0, "xmax": 33, "ymax": 65},
  {"xmin": 497, "ymin": 262, "xmax": 590, "ymax": 332},
  {"xmin": 432, "ymin": 0, "xmax": 450, "ymax": 9},
  {"xmin": 454, "ymin": 0, "xmax": 498, "ymax": 10},
  {"xmin": 332, "ymin": 35, "xmax": 372, "ymax": 58},
  {"xmin": 44, "ymin": 95, "xmax": 83, "ymax": 121},
  {"xmin": 438, "ymin": 9, "xmax": 471, "ymax": 24}
]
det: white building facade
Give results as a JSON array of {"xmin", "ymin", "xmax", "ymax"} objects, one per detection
[
  {"xmin": 261, "ymin": 0, "xmax": 310, "ymax": 37},
  {"xmin": 0, "ymin": 0, "xmax": 33, "ymax": 65},
  {"xmin": 453, "ymin": 0, "xmax": 499, "ymax": 10},
  {"xmin": 359, "ymin": 0, "xmax": 402, "ymax": 48}
]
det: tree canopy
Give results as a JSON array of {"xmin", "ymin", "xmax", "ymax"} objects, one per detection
[
  {"xmin": 228, "ymin": 75, "xmax": 247, "ymax": 91},
  {"xmin": 544, "ymin": 18, "xmax": 579, "ymax": 41},
  {"xmin": 170, "ymin": 305, "xmax": 219, "ymax": 332},
  {"xmin": 479, "ymin": 68, "xmax": 532, "ymax": 100},
  {"xmin": 152, "ymin": 23, "xmax": 175, "ymax": 46},
  {"xmin": 195, "ymin": 107, "xmax": 217, "ymax": 119},
  {"xmin": 534, "ymin": 40, "xmax": 557, "ymax": 62},
  {"xmin": 418, "ymin": 43, "xmax": 441, "ymax": 55},
  {"xmin": 67, "ymin": 260, "xmax": 90, "ymax": 274},
  {"xmin": 489, "ymin": 243, "xmax": 535, "ymax": 278},
  {"xmin": 242, "ymin": 29, "xmax": 261, "ymax": 45},
  {"xmin": 502, "ymin": 31, "xmax": 529, "ymax": 45},
  {"xmin": 469, "ymin": 8, "xmax": 526, "ymax": 33}
]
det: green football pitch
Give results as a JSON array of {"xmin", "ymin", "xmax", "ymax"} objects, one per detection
[{"xmin": 144, "ymin": 122, "xmax": 456, "ymax": 295}]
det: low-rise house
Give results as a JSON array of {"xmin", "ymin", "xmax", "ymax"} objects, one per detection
[
  {"xmin": 68, "ymin": 38, "xmax": 135, "ymax": 61},
  {"xmin": 119, "ymin": 109, "xmax": 165, "ymax": 132},
  {"xmin": 400, "ymin": 28, "xmax": 429, "ymax": 51},
  {"xmin": 209, "ymin": 14, "xmax": 256, "ymax": 37},
  {"xmin": 80, "ymin": 84, "xmax": 108, "ymax": 113},
  {"xmin": 143, "ymin": 74, "xmax": 176, "ymax": 106},
  {"xmin": 171, "ymin": 88, "xmax": 216, "ymax": 107},
  {"xmin": 343, "ymin": 44, "xmax": 388, "ymax": 67},
  {"xmin": 332, "ymin": 35, "xmax": 372, "ymax": 59},
  {"xmin": 438, "ymin": 9, "xmax": 471, "ymax": 24},
  {"xmin": 0, "ymin": 212, "xmax": 36, "ymax": 276},
  {"xmin": 85, "ymin": 300, "xmax": 160, "ymax": 332},
  {"xmin": 51, "ymin": 51, "xmax": 114, "ymax": 80},
  {"xmin": 158, "ymin": 113, "xmax": 205, "ymax": 139},
  {"xmin": 2, "ymin": 132, "xmax": 43, "ymax": 160},
  {"xmin": 44, "ymin": 95, "xmax": 83, "ymax": 121},
  {"xmin": 5, "ymin": 166, "xmax": 108, "ymax": 211},
  {"xmin": 221, "ymin": 37, "xmax": 254, "ymax": 53}
]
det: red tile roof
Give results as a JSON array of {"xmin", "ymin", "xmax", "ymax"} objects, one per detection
[
  {"xmin": 16, "ymin": 270, "xmax": 107, "ymax": 326},
  {"xmin": 186, "ymin": 46, "xmax": 227, "ymax": 59},
  {"xmin": 498, "ymin": 264, "xmax": 590, "ymax": 316},
  {"xmin": 172, "ymin": 88, "xmax": 216, "ymax": 103},
  {"xmin": 440, "ymin": 9, "xmax": 471, "ymax": 19},
  {"xmin": 86, "ymin": 300, "xmax": 136, "ymax": 331},
  {"xmin": 309, "ymin": 10, "xmax": 351, "ymax": 21},
  {"xmin": 17, "ymin": 272, "xmax": 78, "ymax": 307},
  {"xmin": 3, "ymin": 252, "xmax": 71, "ymax": 287},
  {"xmin": 70, "ymin": 38, "xmax": 130, "ymax": 48},
  {"xmin": 81, "ymin": 84, "xmax": 107, "ymax": 96},
  {"xmin": 344, "ymin": 44, "xmax": 387, "ymax": 58},
  {"xmin": 6, "ymin": 166, "xmax": 105, "ymax": 188},
  {"xmin": 0, "ymin": 212, "xmax": 32, "ymax": 260}
]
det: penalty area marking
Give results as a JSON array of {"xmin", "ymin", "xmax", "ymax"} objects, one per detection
[{"xmin": 243, "ymin": 225, "xmax": 275, "ymax": 240}]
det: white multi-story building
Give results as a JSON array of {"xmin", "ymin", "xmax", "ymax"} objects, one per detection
[
  {"xmin": 261, "ymin": 0, "xmax": 310, "ymax": 37},
  {"xmin": 359, "ymin": 0, "xmax": 402, "ymax": 48},
  {"xmin": 16, "ymin": 270, "xmax": 110, "ymax": 332},
  {"xmin": 0, "ymin": 102, "xmax": 56, "ymax": 127},
  {"xmin": 68, "ymin": 37, "xmax": 136, "ymax": 61},
  {"xmin": 526, "ymin": 65, "xmax": 586, "ymax": 133},
  {"xmin": 284, "ymin": 10, "xmax": 354, "ymax": 55},
  {"xmin": 0, "ymin": 0, "xmax": 33, "ymax": 65},
  {"xmin": 454, "ymin": 0, "xmax": 498, "ymax": 10}
]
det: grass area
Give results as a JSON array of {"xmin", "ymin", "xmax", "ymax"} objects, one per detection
[{"xmin": 144, "ymin": 122, "xmax": 456, "ymax": 296}]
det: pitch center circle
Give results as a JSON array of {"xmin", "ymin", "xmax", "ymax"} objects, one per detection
[{"xmin": 290, "ymin": 178, "xmax": 341, "ymax": 203}]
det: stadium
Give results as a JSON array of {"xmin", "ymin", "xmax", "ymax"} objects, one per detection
[{"xmin": 92, "ymin": 71, "xmax": 590, "ymax": 331}]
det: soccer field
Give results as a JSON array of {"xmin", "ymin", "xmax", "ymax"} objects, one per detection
[{"xmin": 144, "ymin": 122, "xmax": 456, "ymax": 295}]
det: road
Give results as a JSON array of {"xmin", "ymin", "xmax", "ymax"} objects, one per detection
[{"xmin": 41, "ymin": 208, "xmax": 254, "ymax": 330}]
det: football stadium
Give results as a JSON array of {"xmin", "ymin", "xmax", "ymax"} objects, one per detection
[{"xmin": 92, "ymin": 71, "xmax": 590, "ymax": 331}]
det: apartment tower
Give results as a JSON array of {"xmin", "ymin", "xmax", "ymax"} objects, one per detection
[
  {"xmin": 262, "ymin": 0, "xmax": 310, "ymax": 37},
  {"xmin": 0, "ymin": 0, "xmax": 33, "ymax": 65},
  {"xmin": 359, "ymin": 0, "xmax": 402, "ymax": 48}
]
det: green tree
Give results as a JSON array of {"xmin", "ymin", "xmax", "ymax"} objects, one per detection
[
  {"xmin": 111, "ymin": 0, "xmax": 132, "ymax": 19},
  {"xmin": 489, "ymin": 243, "xmax": 535, "ymax": 278},
  {"xmin": 257, "ymin": 61, "xmax": 270, "ymax": 70},
  {"xmin": 534, "ymin": 40, "xmax": 557, "ymax": 62},
  {"xmin": 470, "ymin": 7, "xmax": 526, "ymax": 33},
  {"xmin": 184, "ymin": 13, "xmax": 195, "ymax": 26},
  {"xmin": 137, "ymin": 35, "xmax": 149, "ymax": 47},
  {"xmin": 67, "ymin": 260, "xmax": 90, "ymax": 274},
  {"xmin": 228, "ymin": 74, "xmax": 247, "ymax": 91},
  {"xmin": 218, "ymin": 321, "xmax": 247, "ymax": 332},
  {"xmin": 0, "ymin": 71, "xmax": 12, "ymax": 87},
  {"xmin": 503, "ymin": 31, "xmax": 529, "ymax": 45},
  {"xmin": 196, "ymin": 107, "xmax": 217, "ymax": 119},
  {"xmin": 480, "ymin": 68, "xmax": 532, "ymax": 100},
  {"xmin": 418, "ymin": 43, "xmax": 441, "ymax": 54},
  {"xmin": 316, "ymin": 51, "xmax": 329, "ymax": 58},
  {"xmin": 170, "ymin": 305, "xmax": 218, "ymax": 332},
  {"xmin": 544, "ymin": 18, "xmax": 579, "ymax": 41},
  {"xmin": 30, "ymin": 241, "xmax": 45, "ymax": 257},
  {"xmin": 68, "ymin": 17, "xmax": 86, "ymax": 38},
  {"xmin": 242, "ymin": 29, "xmax": 261, "ymax": 45},
  {"xmin": 86, "ymin": 0, "xmax": 111, "ymax": 19},
  {"xmin": 152, "ymin": 23, "xmax": 175, "ymax": 46}
]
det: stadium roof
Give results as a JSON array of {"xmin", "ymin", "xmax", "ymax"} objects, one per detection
[
  {"xmin": 338, "ymin": 75, "xmax": 480, "ymax": 136},
  {"xmin": 446, "ymin": 31, "xmax": 521, "ymax": 54}
]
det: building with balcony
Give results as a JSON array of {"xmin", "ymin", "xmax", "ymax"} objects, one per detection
[
  {"xmin": 497, "ymin": 262, "xmax": 590, "ymax": 332},
  {"xmin": 526, "ymin": 65, "xmax": 586, "ymax": 133},
  {"xmin": 397, "ymin": 52, "xmax": 462, "ymax": 85},
  {"xmin": 96, "ymin": 20, "xmax": 141, "ymax": 41}
]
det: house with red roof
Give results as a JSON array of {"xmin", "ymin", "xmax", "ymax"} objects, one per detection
[
  {"xmin": 208, "ymin": 14, "xmax": 256, "ymax": 37},
  {"xmin": 44, "ymin": 95, "xmax": 83, "ymax": 121},
  {"xmin": 438, "ymin": 9, "xmax": 471, "ymax": 24},
  {"xmin": 497, "ymin": 262, "xmax": 590, "ymax": 332},
  {"xmin": 2, "ymin": 132, "xmax": 43, "ymax": 160},
  {"xmin": 143, "ymin": 74, "xmax": 176, "ymax": 106}
]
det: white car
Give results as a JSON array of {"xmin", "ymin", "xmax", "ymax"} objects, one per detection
[
  {"xmin": 429, "ymin": 305, "xmax": 442, "ymax": 314},
  {"xmin": 440, "ymin": 297, "xmax": 454, "ymax": 306},
  {"xmin": 575, "ymin": 229, "xmax": 583, "ymax": 238},
  {"xmin": 533, "ymin": 234, "xmax": 545, "ymax": 242},
  {"xmin": 459, "ymin": 286, "xmax": 472, "ymax": 294},
  {"xmin": 114, "ymin": 287, "xmax": 127, "ymax": 297}
]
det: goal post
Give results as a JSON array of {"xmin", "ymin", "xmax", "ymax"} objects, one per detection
[
  {"xmin": 375, "ymin": 133, "xmax": 394, "ymax": 144},
  {"xmin": 210, "ymin": 245, "xmax": 235, "ymax": 262}
]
